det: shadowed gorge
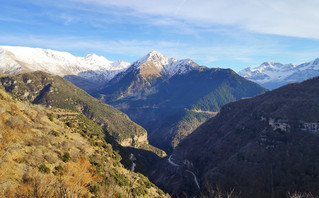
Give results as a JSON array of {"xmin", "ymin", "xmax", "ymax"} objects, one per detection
[{"xmin": 154, "ymin": 76, "xmax": 319, "ymax": 197}]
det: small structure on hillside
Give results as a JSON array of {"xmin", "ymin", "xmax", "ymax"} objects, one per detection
[
  {"xmin": 300, "ymin": 121, "xmax": 319, "ymax": 133},
  {"xmin": 269, "ymin": 118, "xmax": 290, "ymax": 132}
]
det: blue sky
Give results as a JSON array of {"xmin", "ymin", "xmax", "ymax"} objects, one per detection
[{"xmin": 1, "ymin": 0, "xmax": 319, "ymax": 71}]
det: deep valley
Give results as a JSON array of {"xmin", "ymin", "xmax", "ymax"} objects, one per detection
[{"xmin": 1, "ymin": 46, "xmax": 319, "ymax": 198}]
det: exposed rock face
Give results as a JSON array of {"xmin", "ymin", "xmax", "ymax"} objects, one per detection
[{"xmin": 120, "ymin": 132, "xmax": 148, "ymax": 147}]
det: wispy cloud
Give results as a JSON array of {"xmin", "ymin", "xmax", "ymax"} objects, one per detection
[
  {"xmin": 1, "ymin": 0, "xmax": 319, "ymax": 71},
  {"xmin": 59, "ymin": 14, "xmax": 75, "ymax": 25},
  {"xmin": 67, "ymin": 0, "xmax": 319, "ymax": 39}
]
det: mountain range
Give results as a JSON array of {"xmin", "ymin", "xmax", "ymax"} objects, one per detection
[
  {"xmin": 0, "ymin": 46, "xmax": 267, "ymax": 152},
  {"xmin": 1, "ymin": 45, "xmax": 319, "ymax": 197},
  {"xmin": 0, "ymin": 46, "xmax": 130, "ymax": 91},
  {"xmin": 154, "ymin": 76, "xmax": 319, "ymax": 197},
  {"xmin": 2, "ymin": 45, "xmax": 319, "ymax": 92},
  {"xmin": 94, "ymin": 51, "xmax": 267, "ymax": 152},
  {"xmin": 239, "ymin": 58, "xmax": 319, "ymax": 89}
]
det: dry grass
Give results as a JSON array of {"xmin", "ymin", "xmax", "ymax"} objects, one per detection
[
  {"xmin": 0, "ymin": 89, "xmax": 168, "ymax": 198},
  {"xmin": 288, "ymin": 192, "xmax": 319, "ymax": 198}
]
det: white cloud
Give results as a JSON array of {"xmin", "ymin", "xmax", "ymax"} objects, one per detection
[
  {"xmin": 69, "ymin": 0, "xmax": 319, "ymax": 39},
  {"xmin": 60, "ymin": 14, "xmax": 75, "ymax": 25}
]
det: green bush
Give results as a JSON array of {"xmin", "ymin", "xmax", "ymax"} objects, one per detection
[
  {"xmin": 132, "ymin": 187, "xmax": 146, "ymax": 197},
  {"xmin": 50, "ymin": 130, "xmax": 59, "ymax": 136},
  {"xmin": 52, "ymin": 165, "xmax": 63, "ymax": 175},
  {"xmin": 65, "ymin": 121, "xmax": 74, "ymax": 128},
  {"xmin": 145, "ymin": 181, "xmax": 152, "ymax": 189},
  {"xmin": 61, "ymin": 152, "xmax": 70, "ymax": 162},
  {"xmin": 112, "ymin": 171, "xmax": 129, "ymax": 187},
  {"xmin": 47, "ymin": 113, "xmax": 55, "ymax": 121},
  {"xmin": 38, "ymin": 164, "xmax": 50, "ymax": 174},
  {"xmin": 89, "ymin": 184, "xmax": 100, "ymax": 194}
]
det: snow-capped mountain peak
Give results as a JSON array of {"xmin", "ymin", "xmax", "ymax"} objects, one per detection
[
  {"xmin": 0, "ymin": 46, "xmax": 131, "ymax": 82},
  {"xmin": 131, "ymin": 51, "xmax": 199, "ymax": 77},
  {"xmin": 137, "ymin": 51, "xmax": 172, "ymax": 68},
  {"xmin": 239, "ymin": 58, "xmax": 319, "ymax": 89},
  {"xmin": 0, "ymin": 46, "xmax": 202, "ymax": 88}
]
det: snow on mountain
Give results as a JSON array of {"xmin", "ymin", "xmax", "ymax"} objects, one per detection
[
  {"xmin": 132, "ymin": 50, "xmax": 199, "ymax": 77},
  {"xmin": 163, "ymin": 59, "xmax": 199, "ymax": 76},
  {"xmin": 0, "ymin": 46, "xmax": 201, "ymax": 86},
  {"xmin": 238, "ymin": 58, "xmax": 319, "ymax": 89},
  {"xmin": 137, "ymin": 51, "xmax": 173, "ymax": 69},
  {"xmin": 0, "ymin": 46, "xmax": 130, "ymax": 82}
]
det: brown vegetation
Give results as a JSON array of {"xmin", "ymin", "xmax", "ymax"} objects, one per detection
[{"xmin": 0, "ymin": 88, "xmax": 168, "ymax": 198}]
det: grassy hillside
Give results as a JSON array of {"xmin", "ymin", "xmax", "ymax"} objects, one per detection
[
  {"xmin": 0, "ymin": 88, "xmax": 168, "ymax": 198},
  {"xmin": 0, "ymin": 72, "xmax": 164, "ymax": 156},
  {"xmin": 170, "ymin": 109, "xmax": 217, "ymax": 148}
]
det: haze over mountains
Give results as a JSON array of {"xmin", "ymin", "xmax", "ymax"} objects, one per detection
[{"xmin": 239, "ymin": 58, "xmax": 319, "ymax": 89}]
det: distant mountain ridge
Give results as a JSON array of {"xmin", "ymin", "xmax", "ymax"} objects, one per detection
[
  {"xmin": 0, "ymin": 46, "xmax": 267, "ymax": 152},
  {"xmin": 3, "ymin": 46, "xmax": 319, "ymax": 92},
  {"xmin": 239, "ymin": 58, "xmax": 319, "ymax": 89},
  {"xmin": 0, "ymin": 46, "xmax": 203, "ymax": 93},
  {"xmin": 0, "ymin": 46, "xmax": 130, "ymax": 84}
]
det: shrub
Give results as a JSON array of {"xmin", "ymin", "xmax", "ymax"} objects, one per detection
[
  {"xmin": 52, "ymin": 165, "xmax": 63, "ymax": 175},
  {"xmin": 89, "ymin": 184, "xmax": 100, "ymax": 194},
  {"xmin": 145, "ymin": 181, "xmax": 152, "ymax": 189},
  {"xmin": 65, "ymin": 121, "xmax": 74, "ymax": 128},
  {"xmin": 47, "ymin": 113, "xmax": 55, "ymax": 121},
  {"xmin": 50, "ymin": 130, "xmax": 59, "ymax": 137},
  {"xmin": 112, "ymin": 172, "xmax": 129, "ymax": 187},
  {"xmin": 61, "ymin": 152, "xmax": 70, "ymax": 163},
  {"xmin": 38, "ymin": 164, "xmax": 50, "ymax": 174},
  {"xmin": 132, "ymin": 187, "xmax": 146, "ymax": 197}
]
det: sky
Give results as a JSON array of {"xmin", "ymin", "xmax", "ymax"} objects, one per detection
[{"xmin": 1, "ymin": 0, "xmax": 319, "ymax": 71}]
